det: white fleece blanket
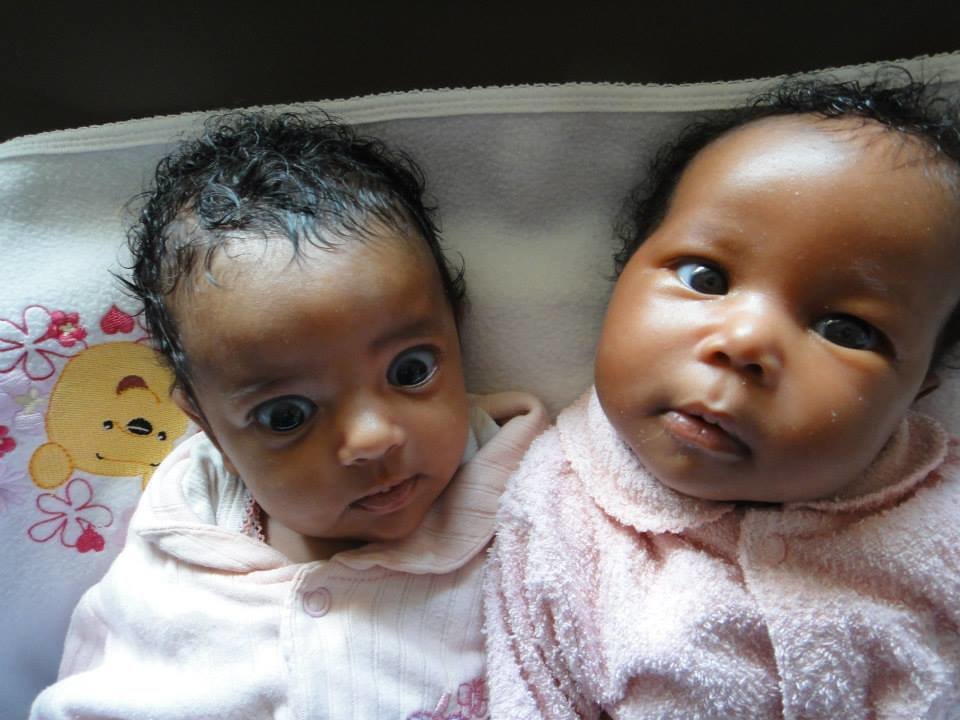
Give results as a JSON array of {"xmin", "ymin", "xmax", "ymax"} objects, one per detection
[{"xmin": 2, "ymin": 51, "xmax": 959, "ymax": 718}]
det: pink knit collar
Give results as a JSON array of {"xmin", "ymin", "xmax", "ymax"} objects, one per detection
[{"xmin": 557, "ymin": 388, "xmax": 948, "ymax": 534}]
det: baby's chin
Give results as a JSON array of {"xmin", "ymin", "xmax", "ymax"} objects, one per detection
[{"xmin": 651, "ymin": 470, "xmax": 859, "ymax": 505}]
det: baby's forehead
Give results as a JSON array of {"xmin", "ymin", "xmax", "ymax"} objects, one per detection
[
  {"xmin": 662, "ymin": 114, "xmax": 960, "ymax": 271},
  {"xmin": 680, "ymin": 114, "xmax": 960, "ymax": 217},
  {"xmin": 176, "ymin": 220, "xmax": 430, "ymax": 285},
  {"xmin": 709, "ymin": 114, "xmax": 958, "ymax": 189}
]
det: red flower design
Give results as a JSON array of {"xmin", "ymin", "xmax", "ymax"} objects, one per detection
[
  {"xmin": 42, "ymin": 310, "xmax": 88, "ymax": 347},
  {"xmin": 0, "ymin": 425, "xmax": 15, "ymax": 457}
]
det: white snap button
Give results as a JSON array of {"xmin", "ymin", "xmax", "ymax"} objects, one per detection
[{"xmin": 303, "ymin": 587, "xmax": 332, "ymax": 617}]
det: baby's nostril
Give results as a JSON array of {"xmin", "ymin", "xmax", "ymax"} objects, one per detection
[
  {"xmin": 126, "ymin": 418, "xmax": 153, "ymax": 436},
  {"xmin": 745, "ymin": 362, "xmax": 764, "ymax": 377}
]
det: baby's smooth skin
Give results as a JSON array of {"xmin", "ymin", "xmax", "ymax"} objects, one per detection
[
  {"xmin": 596, "ymin": 114, "xmax": 960, "ymax": 503},
  {"xmin": 173, "ymin": 230, "xmax": 471, "ymax": 562}
]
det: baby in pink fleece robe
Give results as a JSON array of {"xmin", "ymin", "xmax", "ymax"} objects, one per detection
[{"xmin": 485, "ymin": 75, "xmax": 960, "ymax": 719}]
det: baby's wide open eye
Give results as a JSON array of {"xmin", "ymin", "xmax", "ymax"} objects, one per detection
[
  {"xmin": 387, "ymin": 347, "xmax": 438, "ymax": 388},
  {"xmin": 676, "ymin": 261, "xmax": 728, "ymax": 295},
  {"xmin": 253, "ymin": 396, "xmax": 317, "ymax": 433},
  {"xmin": 813, "ymin": 314, "xmax": 881, "ymax": 351}
]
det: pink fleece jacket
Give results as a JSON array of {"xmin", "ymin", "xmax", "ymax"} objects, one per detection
[{"xmin": 484, "ymin": 389, "xmax": 960, "ymax": 720}]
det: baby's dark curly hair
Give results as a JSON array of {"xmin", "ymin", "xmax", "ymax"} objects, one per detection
[
  {"xmin": 123, "ymin": 111, "xmax": 465, "ymax": 397},
  {"xmin": 615, "ymin": 68, "xmax": 960, "ymax": 366}
]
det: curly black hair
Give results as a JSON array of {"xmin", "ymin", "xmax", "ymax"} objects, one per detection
[
  {"xmin": 123, "ymin": 111, "xmax": 465, "ymax": 396},
  {"xmin": 615, "ymin": 68, "xmax": 960, "ymax": 366}
]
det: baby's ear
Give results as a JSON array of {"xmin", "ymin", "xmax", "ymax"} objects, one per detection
[
  {"xmin": 171, "ymin": 387, "xmax": 240, "ymax": 476},
  {"xmin": 172, "ymin": 386, "xmax": 206, "ymax": 429},
  {"xmin": 915, "ymin": 370, "xmax": 941, "ymax": 401}
]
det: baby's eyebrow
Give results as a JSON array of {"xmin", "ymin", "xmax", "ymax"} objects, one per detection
[
  {"xmin": 371, "ymin": 316, "xmax": 444, "ymax": 352},
  {"xmin": 846, "ymin": 259, "xmax": 891, "ymax": 294},
  {"xmin": 226, "ymin": 376, "xmax": 295, "ymax": 405},
  {"xmin": 676, "ymin": 220, "xmax": 746, "ymax": 252}
]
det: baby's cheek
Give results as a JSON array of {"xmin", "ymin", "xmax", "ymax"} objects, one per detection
[{"xmin": 774, "ymin": 379, "xmax": 888, "ymax": 467}]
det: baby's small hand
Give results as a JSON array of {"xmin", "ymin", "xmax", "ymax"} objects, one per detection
[{"xmin": 462, "ymin": 391, "xmax": 549, "ymax": 483}]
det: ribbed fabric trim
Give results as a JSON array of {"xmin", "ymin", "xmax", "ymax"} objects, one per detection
[{"xmin": 1, "ymin": 51, "xmax": 957, "ymax": 159}]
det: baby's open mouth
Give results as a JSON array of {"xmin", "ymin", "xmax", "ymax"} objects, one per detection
[
  {"xmin": 661, "ymin": 410, "xmax": 751, "ymax": 460},
  {"xmin": 351, "ymin": 476, "xmax": 419, "ymax": 514}
]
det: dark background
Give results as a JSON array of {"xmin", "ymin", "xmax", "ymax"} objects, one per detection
[{"xmin": 2, "ymin": 1, "xmax": 959, "ymax": 143}]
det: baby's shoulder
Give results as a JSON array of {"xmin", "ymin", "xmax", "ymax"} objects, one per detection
[{"xmin": 499, "ymin": 424, "xmax": 596, "ymax": 529}]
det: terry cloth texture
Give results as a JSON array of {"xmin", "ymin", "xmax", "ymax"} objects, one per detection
[{"xmin": 484, "ymin": 389, "xmax": 960, "ymax": 720}]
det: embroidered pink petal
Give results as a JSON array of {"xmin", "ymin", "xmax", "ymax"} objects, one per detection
[
  {"xmin": 0, "ymin": 318, "xmax": 28, "ymax": 347},
  {"xmin": 0, "ymin": 346, "xmax": 26, "ymax": 374},
  {"xmin": 61, "ymin": 517, "xmax": 87, "ymax": 546},
  {"xmin": 28, "ymin": 515, "xmax": 67, "ymax": 542},
  {"xmin": 77, "ymin": 502, "xmax": 113, "ymax": 529},
  {"xmin": 20, "ymin": 350, "xmax": 59, "ymax": 380},
  {"xmin": 23, "ymin": 307, "xmax": 56, "ymax": 344},
  {"xmin": 36, "ymin": 492, "xmax": 72, "ymax": 515},
  {"xmin": 63, "ymin": 477, "xmax": 94, "ymax": 508}
]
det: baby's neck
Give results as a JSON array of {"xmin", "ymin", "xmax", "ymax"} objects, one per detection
[{"xmin": 263, "ymin": 514, "xmax": 364, "ymax": 563}]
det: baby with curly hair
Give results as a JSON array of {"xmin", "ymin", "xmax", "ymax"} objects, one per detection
[
  {"xmin": 485, "ymin": 74, "xmax": 960, "ymax": 719},
  {"xmin": 31, "ymin": 112, "xmax": 546, "ymax": 719}
]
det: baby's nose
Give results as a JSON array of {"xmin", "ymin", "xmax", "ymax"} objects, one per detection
[
  {"xmin": 697, "ymin": 302, "xmax": 786, "ymax": 385},
  {"xmin": 337, "ymin": 406, "xmax": 405, "ymax": 466}
]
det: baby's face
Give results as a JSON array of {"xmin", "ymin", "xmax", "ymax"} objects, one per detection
[
  {"xmin": 596, "ymin": 115, "xmax": 960, "ymax": 503},
  {"xmin": 175, "ymin": 229, "xmax": 470, "ymax": 555}
]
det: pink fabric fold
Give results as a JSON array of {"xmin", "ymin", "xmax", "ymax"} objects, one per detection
[{"xmin": 485, "ymin": 388, "xmax": 960, "ymax": 719}]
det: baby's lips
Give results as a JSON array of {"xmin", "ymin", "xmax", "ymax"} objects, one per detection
[{"xmin": 350, "ymin": 475, "xmax": 419, "ymax": 513}]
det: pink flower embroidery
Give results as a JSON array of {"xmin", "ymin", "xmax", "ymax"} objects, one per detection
[
  {"xmin": 0, "ymin": 425, "xmax": 15, "ymax": 457},
  {"xmin": 40, "ymin": 310, "xmax": 88, "ymax": 347},
  {"xmin": 28, "ymin": 477, "xmax": 113, "ymax": 552},
  {"xmin": 407, "ymin": 678, "xmax": 489, "ymax": 720},
  {"xmin": 456, "ymin": 678, "xmax": 489, "ymax": 718},
  {"xmin": 0, "ymin": 306, "xmax": 88, "ymax": 380}
]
